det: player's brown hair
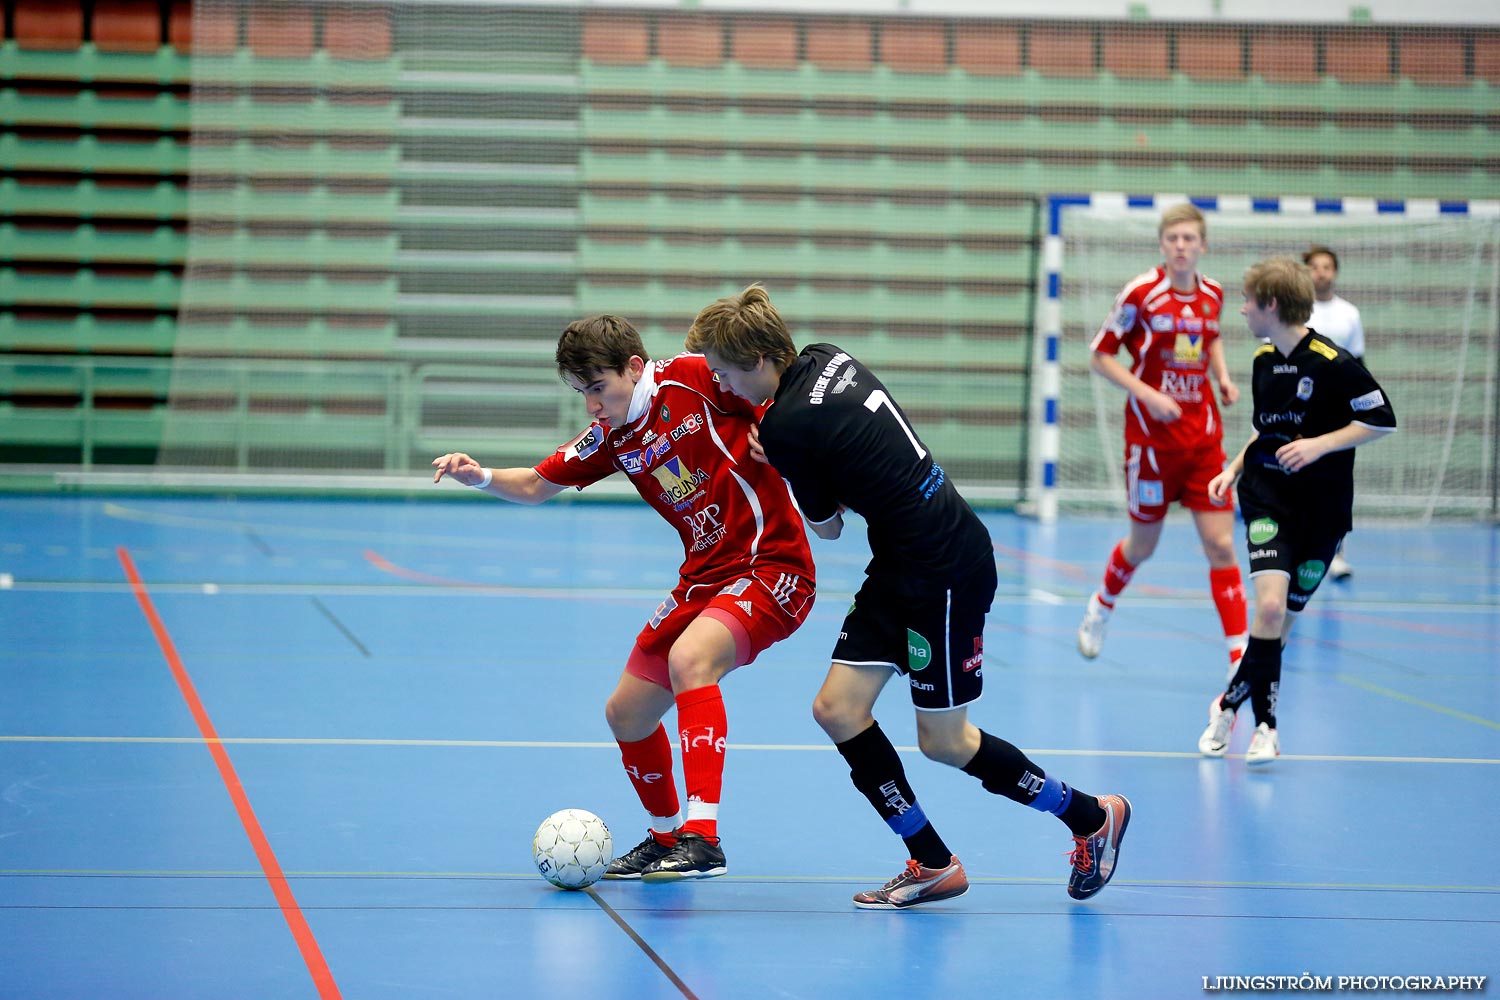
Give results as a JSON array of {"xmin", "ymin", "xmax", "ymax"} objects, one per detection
[
  {"xmin": 684, "ymin": 283, "xmax": 799, "ymax": 374},
  {"xmin": 1244, "ymin": 256, "xmax": 1316, "ymax": 326},
  {"xmin": 555, "ymin": 314, "xmax": 649, "ymax": 383},
  {"xmin": 1158, "ymin": 202, "xmax": 1207, "ymax": 238},
  {"xmin": 1303, "ymin": 244, "xmax": 1340, "ymax": 271}
]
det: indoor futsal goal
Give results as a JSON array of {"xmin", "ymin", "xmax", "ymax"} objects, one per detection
[{"xmin": 1031, "ymin": 194, "xmax": 1500, "ymax": 523}]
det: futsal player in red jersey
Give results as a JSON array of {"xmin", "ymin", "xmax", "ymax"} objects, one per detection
[
  {"xmin": 1077, "ymin": 203, "xmax": 1249, "ymax": 681},
  {"xmin": 432, "ymin": 314, "xmax": 815, "ymax": 881}
]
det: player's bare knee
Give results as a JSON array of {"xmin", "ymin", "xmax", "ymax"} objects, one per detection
[{"xmin": 811, "ymin": 693, "xmax": 863, "ymax": 740}]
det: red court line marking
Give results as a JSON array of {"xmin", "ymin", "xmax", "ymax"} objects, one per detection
[{"xmin": 117, "ymin": 547, "xmax": 343, "ymax": 1000}]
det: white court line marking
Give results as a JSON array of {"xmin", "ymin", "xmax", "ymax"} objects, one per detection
[
  {"xmin": 3, "ymin": 578, "xmax": 1498, "ymax": 615},
  {"xmin": 1, "ymin": 735, "xmax": 1493, "ymax": 765}
]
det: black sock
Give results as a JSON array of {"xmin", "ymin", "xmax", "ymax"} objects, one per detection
[
  {"xmin": 1222, "ymin": 636, "xmax": 1274, "ymax": 713},
  {"xmin": 1247, "ymin": 636, "xmax": 1282, "ymax": 729},
  {"xmin": 835, "ymin": 721, "xmax": 951, "ymax": 868},
  {"xmin": 960, "ymin": 730, "xmax": 1106, "ymax": 837}
]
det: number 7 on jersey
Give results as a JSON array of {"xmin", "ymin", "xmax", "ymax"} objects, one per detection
[{"xmin": 863, "ymin": 389, "xmax": 927, "ymax": 460}]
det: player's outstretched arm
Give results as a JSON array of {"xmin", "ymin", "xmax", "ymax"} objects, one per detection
[{"xmin": 431, "ymin": 452, "xmax": 565, "ymax": 505}]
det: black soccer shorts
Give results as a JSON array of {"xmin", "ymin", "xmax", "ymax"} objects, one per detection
[{"xmin": 831, "ymin": 558, "xmax": 997, "ymax": 711}]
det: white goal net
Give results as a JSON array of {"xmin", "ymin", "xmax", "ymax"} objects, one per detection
[{"xmin": 1045, "ymin": 198, "xmax": 1500, "ymax": 522}]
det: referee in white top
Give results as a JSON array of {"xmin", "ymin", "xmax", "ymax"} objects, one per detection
[{"xmin": 1303, "ymin": 245, "xmax": 1365, "ymax": 580}]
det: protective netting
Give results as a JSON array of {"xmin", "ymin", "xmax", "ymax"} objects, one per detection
[
  {"xmin": 1054, "ymin": 205, "xmax": 1500, "ymax": 521},
  {"xmin": 155, "ymin": 2, "xmax": 1029, "ymax": 487}
]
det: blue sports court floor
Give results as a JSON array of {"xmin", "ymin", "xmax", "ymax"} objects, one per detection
[{"xmin": 1, "ymin": 493, "xmax": 1496, "ymax": 998}]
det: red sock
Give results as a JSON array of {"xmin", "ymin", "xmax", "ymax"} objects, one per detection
[
  {"xmin": 1210, "ymin": 565, "xmax": 1249, "ymax": 665},
  {"xmin": 675, "ymin": 685, "xmax": 727, "ymax": 840},
  {"xmin": 618, "ymin": 724, "xmax": 680, "ymax": 842},
  {"xmin": 1100, "ymin": 541, "xmax": 1137, "ymax": 607}
]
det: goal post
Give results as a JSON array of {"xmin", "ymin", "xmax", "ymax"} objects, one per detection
[{"xmin": 1030, "ymin": 194, "xmax": 1500, "ymax": 524}]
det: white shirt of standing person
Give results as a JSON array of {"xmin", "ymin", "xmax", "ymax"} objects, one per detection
[{"xmin": 1309, "ymin": 295, "xmax": 1365, "ymax": 359}]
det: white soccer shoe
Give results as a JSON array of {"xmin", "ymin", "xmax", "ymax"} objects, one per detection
[
  {"xmin": 1198, "ymin": 694, "xmax": 1236, "ymax": 757},
  {"xmin": 1245, "ymin": 723, "xmax": 1280, "ymax": 765},
  {"xmin": 1077, "ymin": 593, "xmax": 1111, "ymax": 660}
]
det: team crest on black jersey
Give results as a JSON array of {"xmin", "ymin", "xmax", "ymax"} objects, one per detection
[{"xmin": 1297, "ymin": 377, "xmax": 1314, "ymax": 400}]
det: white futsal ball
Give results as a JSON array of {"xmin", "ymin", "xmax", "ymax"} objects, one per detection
[{"xmin": 533, "ymin": 809, "xmax": 613, "ymax": 889}]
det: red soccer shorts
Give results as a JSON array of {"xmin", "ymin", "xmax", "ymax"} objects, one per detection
[
  {"xmin": 626, "ymin": 567, "xmax": 814, "ymax": 691},
  {"xmin": 1124, "ymin": 441, "xmax": 1232, "ymax": 523}
]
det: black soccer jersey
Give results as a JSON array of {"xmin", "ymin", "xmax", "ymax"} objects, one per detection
[
  {"xmin": 758, "ymin": 343, "xmax": 993, "ymax": 588},
  {"xmin": 1238, "ymin": 329, "xmax": 1396, "ymax": 532}
]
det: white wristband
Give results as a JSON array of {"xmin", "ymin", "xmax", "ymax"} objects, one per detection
[{"xmin": 473, "ymin": 467, "xmax": 493, "ymax": 490}]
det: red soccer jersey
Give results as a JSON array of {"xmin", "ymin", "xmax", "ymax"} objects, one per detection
[
  {"xmin": 534, "ymin": 353, "xmax": 815, "ymax": 591},
  {"xmin": 1090, "ymin": 266, "xmax": 1225, "ymax": 451}
]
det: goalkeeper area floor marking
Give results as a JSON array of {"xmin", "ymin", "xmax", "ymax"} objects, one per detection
[{"xmin": 1, "ymin": 495, "xmax": 1496, "ymax": 998}]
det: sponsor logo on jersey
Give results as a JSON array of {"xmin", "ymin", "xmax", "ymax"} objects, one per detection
[
  {"xmin": 1114, "ymin": 304, "xmax": 1138, "ymax": 331},
  {"xmin": 1151, "ymin": 313, "xmax": 1175, "ymax": 332},
  {"xmin": 1159, "ymin": 369, "xmax": 1205, "ymax": 401},
  {"xmin": 1296, "ymin": 377, "xmax": 1314, "ymax": 401},
  {"xmin": 1273, "ymin": 364, "xmax": 1298, "ymax": 374},
  {"xmin": 562, "ymin": 426, "xmax": 604, "ymax": 461},
  {"xmin": 619, "ymin": 449, "xmax": 644, "ymax": 475},
  {"xmin": 1350, "ymin": 389, "xmax": 1385, "ymax": 412},
  {"xmin": 807, "ymin": 351, "xmax": 854, "ymax": 406},
  {"xmin": 1173, "ymin": 332, "xmax": 1203, "ymax": 362},
  {"xmin": 1248, "ymin": 517, "xmax": 1280, "ymax": 545},
  {"xmin": 643, "ymin": 436, "xmax": 672, "ymax": 467},
  {"xmin": 907, "ymin": 629, "xmax": 932, "ymax": 672},
  {"xmin": 833, "ymin": 366, "xmax": 858, "ymax": 394},
  {"xmin": 1296, "ymin": 560, "xmax": 1327, "ymax": 590},
  {"xmin": 1249, "ymin": 547, "xmax": 1278, "ymax": 560},
  {"xmin": 962, "ymin": 637, "xmax": 983, "ymax": 673},
  {"xmin": 685, "ymin": 505, "xmax": 725, "ymax": 552},
  {"xmin": 1136, "ymin": 478, "xmax": 1164, "ymax": 507},
  {"xmin": 919, "ymin": 463, "xmax": 946, "ymax": 501},
  {"xmin": 669, "ymin": 412, "xmax": 704, "ymax": 441},
  {"xmin": 1261, "ymin": 411, "xmax": 1305, "ymax": 427},
  {"xmin": 653, "ymin": 456, "xmax": 709, "ymax": 507},
  {"xmin": 736, "ymin": 600, "xmax": 753, "ymax": 616}
]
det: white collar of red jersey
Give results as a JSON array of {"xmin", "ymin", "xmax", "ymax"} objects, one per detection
[{"xmin": 624, "ymin": 360, "xmax": 659, "ymax": 426}]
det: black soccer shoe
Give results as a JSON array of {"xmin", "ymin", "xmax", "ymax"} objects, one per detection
[
  {"xmin": 639, "ymin": 831, "xmax": 727, "ymax": 882},
  {"xmin": 603, "ymin": 831, "xmax": 674, "ymax": 880}
]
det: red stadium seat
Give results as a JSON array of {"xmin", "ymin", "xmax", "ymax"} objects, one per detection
[
  {"xmin": 1102, "ymin": 24, "xmax": 1169, "ymax": 80},
  {"xmin": 246, "ymin": 6, "xmax": 315, "ymax": 58},
  {"xmin": 14, "ymin": 0, "xmax": 85, "ymax": 51},
  {"xmin": 1176, "ymin": 25, "xmax": 1245, "ymax": 81},
  {"xmin": 731, "ymin": 18, "xmax": 798, "ymax": 70},
  {"xmin": 1474, "ymin": 30, "xmax": 1500, "ymax": 83},
  {"xmin": 1249, "ymin": 27, "xmax": 1318, "ymax": 83},
  {"xmin": 1325, "ymin": 29, "xmax": 1394, "ymax": 84},
  {"xmin": 953, "ymin": 21, "xmax": 1021, "ymax": 77},
  {"xmin": 659, "ymin": 14, "xmax": 724, "ymax": 69},
  {"xmin": 882, "ymin": 20, "xmax": 948, "ymax": 75},
  {"xmin": 182, "ymin": 1, "xmax": 239, "ymax": 55},
  {"xmin": 324, "ymin": 5, "xmax": 393, "ymax": 60},
  {"xmin": 94, "ymin": 0, "xmax": 163, "ymax": 54},
  {"xmin": 1396, "ymin": 30, "xmax": 1466, "ymax": 86},
  {"xmin": 1029, "ymin": 24, "xmax": 1096, "ymax": 79},
  {"xmin": 582, "ymin": 12, "xmax": 650, "ymax": 65},
  {"xmin": 806, "ymin": 19, "xmax": 873, "ymax": 72}
]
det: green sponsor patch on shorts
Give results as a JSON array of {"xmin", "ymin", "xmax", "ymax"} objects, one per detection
[
  {"xmin": 1297, "ymin": 560, "xmax": 1327, "ymax": 590},
  {"xmin": 907, "ymin": 629, "xmax": 932, "ymax": 672},
  {"xmin": 1248, "ymin": 517, "xmax": 1280, "ymax": 546}
]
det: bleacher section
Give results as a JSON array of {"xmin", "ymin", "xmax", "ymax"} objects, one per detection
[{"xmin": 1, "ymin": 2, "xmax": 1496, "ymax": 491}]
